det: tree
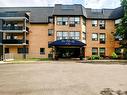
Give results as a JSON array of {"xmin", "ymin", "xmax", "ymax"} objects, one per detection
[{"xmin": 115, "ymin": 0, "xmax": 127, "ymax": 59}]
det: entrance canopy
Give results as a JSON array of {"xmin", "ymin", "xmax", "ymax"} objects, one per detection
[{"xmin": 49, "ymin": 39, "xmax": 86, "ymax": 47}]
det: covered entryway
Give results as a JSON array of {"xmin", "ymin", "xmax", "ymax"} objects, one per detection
[{"xmin": 49, "ymin": 39, "xmax": 86, "ymax": 60}]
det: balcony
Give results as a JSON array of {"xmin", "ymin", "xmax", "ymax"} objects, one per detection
[
  {"xmin": 2, "ymin": 26, "xmax": 23, "ymax": 30},
  {"xmin": 2, "ymin": 26, "xmax": 29, "ymax": 33},
  {"xmin": 2, "ymin": 39, "xmax": 29, "ymax": 45}
]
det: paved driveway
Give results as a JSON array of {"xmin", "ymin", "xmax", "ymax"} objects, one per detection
[{"xmin": 0, "ymin": 62, "xmax": 127, "ymax": 95}]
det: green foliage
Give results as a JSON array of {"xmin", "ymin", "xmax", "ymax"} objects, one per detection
[
  {"xmin": 115, "ymin": 0, "xmax": 127, "ymax": 56},
  {"xmin": 116, "ymin": 0, "xmax": 127, "ymax": 40},
  {"xmin": 91, "ymin": 55, "xmax": 100, "ymax": 60},
  {"xmin": 111, "ymin": 52, "xmax": 118, "ymax": 59}
]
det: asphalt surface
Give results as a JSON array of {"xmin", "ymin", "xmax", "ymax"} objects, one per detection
[{"xmin": 0, "ymin": 62, "xmax": 127, "ymax": 95}]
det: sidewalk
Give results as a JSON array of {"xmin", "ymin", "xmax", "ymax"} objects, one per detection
[{"xmin": 81, "ymin": 59, "xmax": 127, "ymax": 64}]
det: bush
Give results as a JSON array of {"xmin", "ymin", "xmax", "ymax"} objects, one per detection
[
  {"xmin": 111, "ymin": 52, "xmax": 118, "ymax": 59},
  {"xmin": 91, "ymin": 55, "xmax": 100, "ymax": 60}
]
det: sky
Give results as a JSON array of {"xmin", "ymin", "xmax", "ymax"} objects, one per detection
[{"xmin": 0, "ymin": 0, "xmax": 121, "ymax": 9}]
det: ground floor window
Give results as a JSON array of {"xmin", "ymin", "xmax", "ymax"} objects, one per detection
[
  {"xmin": 40, "ymin": 48, "xmax": 45, "ymax": 54},
  {"xmin": 17, "ymin": 48, "xmax": 28, "ymax": 54},
  {"xmin": 92, "ymin": 48, "xmax": 98, "ymax": 55},
  {"xmin": 99, "ymin": 48, "xmax": 105, "ymax": 57},
  {"xmin": 5, "ymin": 48, "xmax": 9, "ymax": 53}
]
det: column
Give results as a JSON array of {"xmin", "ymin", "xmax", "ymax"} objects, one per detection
[{"xmin": 80, "ymin": 47, "xmax": 83, "ymax": 60}]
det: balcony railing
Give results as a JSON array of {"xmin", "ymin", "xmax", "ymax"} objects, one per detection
[
  {"xmin": 2, "ymin": 26, "xmax": 23, "ymax": 30},
  {"xmin": 2, "ymin": 39, "xmax": 29, "ymax": 44}
]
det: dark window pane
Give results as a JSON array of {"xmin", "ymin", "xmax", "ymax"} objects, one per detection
[
  {"xmin": 92, "ymin": 48, "xmax": 98, "ymax": 55},
  {"xmin": 5, "ymin": 48, "xmax": 9, "ymax": 53},
  {"xmin": 18, "ymin": 48, "xmax": 28, "ymax": 54},
  {"xmin": 100, "ymin": 33, "xmax": 106, "ymax": 44},
  {"xmin": 48, "ymin": 29, "xmax": 53, "ymax": 36},
  {"xmin": 40, "ymin": 48, "xmax": 45, "ymax": 54},
  {"xmin": 99, "ymin": 48, "xmax": 105, "ymax": 57}
]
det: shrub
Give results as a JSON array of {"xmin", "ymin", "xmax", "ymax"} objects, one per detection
[
  {"xmin": 111, "ymin": 52, "xmax": 118, "ymax": 59},
  {"xmin": 91, "ymin": 55, "xmax": 100, "ymax": 60}
]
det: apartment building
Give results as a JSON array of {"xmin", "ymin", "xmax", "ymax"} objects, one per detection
[{"xmin": 0, "ymin": 4, "xmax": 124, "ymax": 60}]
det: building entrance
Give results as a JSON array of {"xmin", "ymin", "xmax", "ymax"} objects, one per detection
[{"xmin": 56, "ymin": 47, "xmax": 81, "ymax": 58}]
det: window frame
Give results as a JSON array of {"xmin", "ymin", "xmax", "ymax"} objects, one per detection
[
  {"xmin": 91, "ymin": 20, "xmax": 98, "ymax": 27},
  {"xmin": 5, "ymin": 48, "xmax": 9, "ymax": 53},
  {"xmin": 69, "ymin": 17, "xmax": 80, "ymax": 25},
  {"xmin": 99, "ymin": 20, "xmax": 105, "ymax": 29},
  {"xmin": 48, "ymin": 29, "xmax": 54, "ymax": 36},
  {"xmin": 40, "ymin": 48, "xmax": 45, "ymax": 55},
  {"xmin": 99, "ymin": 48, "xmax": 105, "ymax": 57},
  {"xmin": 69, "ymin": 31, "xmax": 80, "ymax": 40},
  {"xmin": 56, "ymin": 17, "xmax": 68, "ymax": 25},
  {"xmin": 92, "ymin": 33, "xmax": 98, "ymax": 41},
  {"xmin": 17, "ymin": 48, "xmax": 29, "ymax": 54},
  {"xmin": 92, "ymin": 47, "xmax": 98, "ymax": 55},
  {"xmin": 99, "ymin": 33, "xmax": 106, "ymax": 44}
]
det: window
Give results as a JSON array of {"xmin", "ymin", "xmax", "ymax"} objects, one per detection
[
  {"xmin": 48, "ymin": 29, "xmax": 53, "ymax": 36},
  {"xmin": 5, "ymin": 48, "xmax": 9, "ymax": 53},
  {"xmin": 56, "ymin": 31, "xmax": 68, "ymax": 40},
  {"xmin": 56, "ymin": 31, "xmax": 80, "ymax": 40},
  {"xmin": 75, "ymin": 17, "xmax": 80, "ymax": 24},
  {"xmin": 83, "ymin": 32, "xmax": 86, "ymax": 40},
  {"xmin": 92, "ymin": 48, "xmax": 98, "ymax": 55},
  {"xmin": 40, "ymin": 48, "xmax": 45, "ymax": 54},
  {"xmin": 56, "ymin": 17, "xmax": 62, "ymax": 25},
  {"xmin": 69, "ymin": 32, "xmax": 75, "ymax": 39},
  {"xmin": 92, "ymin": 33, "xmax": 98, "ymax": 41},
  {"xmin": 62, "ymin": 17, "xmax": 68, "ymax": 25},
  {"xmin": 18, "ymin": 48, "xmax": 28, "ymax": 54},
  {"xmin": 100, "ymin": 33, "xmax": 106, "ymax": 44},
  {"xmin": 75, "ymin": 32, "xmax": 80, "ymax": 40},
  {"xmin": 92, "ymin": 20, "xmax": 97, "ymax": 27},
  {"xmin": 99, "ymin": 48, "xmax": 105, "ymax": 57},
  {"xmin": 56, "ymin": 17, "xmax": 68, "ymax": 25},
  {"xmin": 48, "ymin": 17, "xmax": 53, "ymax": 23},
  {"xmin": 14, "ymin": 36, "xmax": 17, "ymax": 39},
  {"xmin": 70, "ymin": 17, "xmax": 75, "ymax": 24},
  {"xmin": 57, "ymin": 32, "xmax": 63, "ymax": 40},
  {"xmin": 99, "ymin": 20, "xmax": 105, "ymax": 29},
  {"xmin": 69, "ymin": 31, "xmax": 80, "ymax": 40},
  {"xmin": 69, "ymin": 17, "xmax": 80, "ymax": 25},
  {"xmin": 62, "ymin": 32, "xmax": 68, "ymax": 39},
  {"xmin": 6, "ymin": 35, "xmax": 11, "ymax": 39}
]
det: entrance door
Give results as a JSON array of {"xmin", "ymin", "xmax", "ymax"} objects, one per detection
[{"xmin": 56, "ymin": 47, "xmax": 81, "ymax": 58}]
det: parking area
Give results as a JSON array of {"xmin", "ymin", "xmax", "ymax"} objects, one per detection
[{"xmin": 0, "ymin": 62, "xmax": 127, "ymax": 95}]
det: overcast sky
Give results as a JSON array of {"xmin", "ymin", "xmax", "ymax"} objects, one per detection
[{"xmin": 0, "ymin": 0, "xmax": 121, "ymax": 9}]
